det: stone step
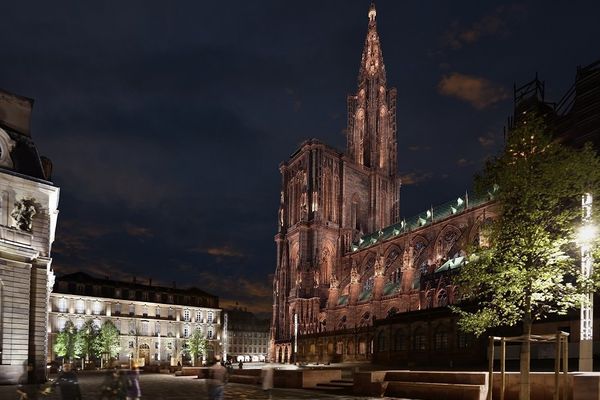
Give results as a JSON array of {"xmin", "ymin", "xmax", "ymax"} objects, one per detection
[
  {"xmin": 331, "ymin": 379, "xmax": 353, "ymax": 384},
  {"xmin": 316, "ymin": 382, "xmax": 353, "ymax": 388}
]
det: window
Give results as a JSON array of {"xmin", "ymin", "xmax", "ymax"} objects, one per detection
[
  {"xmin": 93, "ymin": 319, "xmax": 101, "ymax": 329},
  {"xmin": 129, "ymin": 304, "xmax": 135, "ymax": 316},
  {"xmin": 143, "ymin": 305, "xmax": 148, "ymax": 317},
  {"xmin": 115, "ymin": 289, "xmax": 121, "ymax": 298},
  {"xmin": 457, "ymin": 332, "xmax": 473, "ymax": 349},
  {"xmin": 394, "ymin": 331, "xmax": 406, "ymax": 351},
  {"xmin": 155, "ymin": 322, "xmax": 161, "ymax": 335},
  {"xmin": 75, "ymin": 318, "xmax": 84, "ymax": 330},
  {"xmin": 208, "ymin": 329, "xmax": 213, "ymax": 339},
  {"xmin": 437, "ymin": 290, "xmax": 448, "ymax": 307},
  {"xmin": 434, "ymin": 331, "xmax": 448, "ymax": 350},
  {"xmin": 183, "ymin": 325, "xmax": 190, "ymax": 338},
  {"xmin": 129, "ymin": 320, "xmax": 136, "ymax": 334},
  {"xmin": 155, "ymin": 342, "xmax": 159, "ymax": 349},
  {"xmin": 167, "ymin": 342, "xmax": 173, "ymax": 350},
  {"xmin": 413, "ymin": 330, "xmax": 427, "ymax": 351},
  {"xmin": 129, "ymin": 341, "xmax": 134, "ymax": 348},
  {"xmin": 168, "ymin": 308, "xmax": 174, "ymax": 319},
  {"xmin": 58, "ymin": 298, "xmax": 67, "ymax": 313},
  {"xmin": 114, "ymin": 303, "xmax": 121, "ymax": 315},
  {"xmin": 93, "ymin": 301, "xmax": 102, "ymax": 315},
  {"xmin": 156, "ymin": 307, "xmax": 160, "ymax": 317},
  {"xmin": 57, "ymin": 317, "xmax": 67, "ymax": 331},
  {"xmin": 75, "ymin": 299, "xmax": 85, "ymax": 314},
  {"xmin": 183, "ymin": 309, "xmax": 190, "ymax": 322},
  {"xmin": 115, "ymin": 320, "xmax": 121, "ymax": 333},
  {"xmin": 196, "ymin": 310, "xmax": 202, "ymax": 322},
  {"xmin": 207, "ymin": 312, "xmax": 213, "ymax": 324},
  {"xmin": 140, "ymin": 321, "xmax": 149, "ymax": 336}
]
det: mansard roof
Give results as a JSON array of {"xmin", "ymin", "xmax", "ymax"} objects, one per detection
[
  {"xmin": 54, "ymin": 271, "xmax": 219, "ymax": 306},
  {"xmin": 0, "ymin": 88, "xmax": 52, "ymax": 182}
]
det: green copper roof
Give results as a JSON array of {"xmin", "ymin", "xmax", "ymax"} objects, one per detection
[
  {"xmin": 351, "ymin": 188, "xmax": 497, "ymax": 253},
  {"xmin": 358, "ymin": 288, "xmax": 372, "ymax": 302},
  {"xmin": 434, "ymin": 256, "xmax": 466, "ymax": 273},
  {"xmin": 383, "ymin": 281, "xmax": 399, "ymax": 296}
]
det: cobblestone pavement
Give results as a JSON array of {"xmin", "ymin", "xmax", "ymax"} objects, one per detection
[{"xmin": 0, "ymin": 372, "xmax": 402, "ymax": 400}]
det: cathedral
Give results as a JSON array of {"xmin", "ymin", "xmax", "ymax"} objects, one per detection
[
  {"xmin": 270, "ymin": 3, "xmax": 494, "ymax": 364},
  {"xmin": 270, "ymin": 3, "xmax": 600, "ymax": 367}
]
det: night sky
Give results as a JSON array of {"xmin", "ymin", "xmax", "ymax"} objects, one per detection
[{"xmin": 1, "ymin": 1, "xmax": 599, "ymax": 316}]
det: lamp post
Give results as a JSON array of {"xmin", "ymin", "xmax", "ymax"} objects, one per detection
[{"xmin": 578, "ymin": 193, "xmax": 596, "ymax": 371}]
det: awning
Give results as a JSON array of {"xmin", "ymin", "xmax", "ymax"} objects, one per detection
[{"xmin": 435, "ymin": 256, "xmax": 465, "ymax": 273}]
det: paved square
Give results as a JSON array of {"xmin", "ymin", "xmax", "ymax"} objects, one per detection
[{"xmin": 0, "ymin": 372, "xmax": 400, "ymax": 400}]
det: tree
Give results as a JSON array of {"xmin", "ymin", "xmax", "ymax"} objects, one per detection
[
  {"xmin": 75, "ymin": 320, "xmax": 99, "ymax": 369},
  {"xmin": 187, "ymin": 328, "xmax": 207, "ymax": 366},
  {"xmin": 94, "ymin": 320, "xmax": 121, "ymax": 368},
  {"xmin": 53, "ymin": 320, "xmax": 79, "ymax": 362},
  {"xmin": 452, "ymin": 112, "xmax": 600, "ymax": 400}
]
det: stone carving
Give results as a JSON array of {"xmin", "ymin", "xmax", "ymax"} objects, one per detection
[
  {"xmin": 11, "ymin": 199, "xmax": 37, "ymax": 232},
  {"xmin": 329, "ymin": 274, "xmax": 339, "ymax": 289},
  {"xmin": 350, "ymin": 266, "xmax": 359, "ymax": 284},
  {"xmin": 374, "ymin": 256, "xmax": 385, "ymax": 277},
  {"xmin": 278, "ymin": 206, "xmax": 284, "ymax": 228},
  {"xmin": 314, "ymin": 270, "xmax": 320, "ymax": 287},
  {"xmin": 300, "ymin": 192, "xmax": 308, "ymax": 219}
]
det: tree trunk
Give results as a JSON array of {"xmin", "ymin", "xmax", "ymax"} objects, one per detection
[{"xmin": 520, "ymin": 313, "xmax": 532, "ymax": 400}]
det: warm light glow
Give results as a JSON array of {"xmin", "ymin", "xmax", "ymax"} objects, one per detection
[{"xmin": 578, "ymin": 224, "xmax": 598, "ymax": 245}]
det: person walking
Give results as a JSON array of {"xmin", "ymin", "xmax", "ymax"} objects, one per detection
[
  {"xmin": 208, "ymin": 357, "xmax": 227, "ymax": 400},
  {"xmin": 99, "ymin": 368, "xmax": 125, "ymax": 400},
  {"xmin": 52, "ymin": 363, "xmax": 82, "ymax": 400},
  {"xmin": 126, "ymin": 364, "xmax": 141, "ymax": 400},
  {"xmin": 16, "ymin": 362, "xmax": 41, "ymax": 400},
  {"xmin": 261, "ymin": 364, "xmax": 274, "ymax": 400}
]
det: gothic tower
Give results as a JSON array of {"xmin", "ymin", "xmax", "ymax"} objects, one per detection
[
  {"xmin": 270, "ymin": 2, "xmax": 400, "ymax": 361},
  {"xmin": 346, "ymin": 2, "xmax": 400, "ymax": 233}
]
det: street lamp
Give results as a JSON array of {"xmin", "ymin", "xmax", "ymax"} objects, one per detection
[{"xmin": 578, "ymin": 193, "xmax": 596, "ymax": 372}]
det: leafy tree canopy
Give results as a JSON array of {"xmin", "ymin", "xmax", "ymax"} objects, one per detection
[
  {"xmin": 453, "ymin": 112, "xmax": 600, "ymax": 336},
  {"xmin": 53, "ymin": 320, "xmax": 79, "ymax": 361},
  {"xmin": 94, "ymin": 320, "xmax": 121, "ymax": 360}
]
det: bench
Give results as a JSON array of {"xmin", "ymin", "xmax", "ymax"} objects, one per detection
[{"xmin": 385, "ymin": 381, "xmax": 485, "ymax": 400}]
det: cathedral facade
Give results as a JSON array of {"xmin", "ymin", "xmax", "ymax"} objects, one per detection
[{"xmin": 269, "ymin": 4, "xmax": 495, "ymax": 363}]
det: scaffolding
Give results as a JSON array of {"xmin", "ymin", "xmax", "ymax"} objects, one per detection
[{"xmin": 487, "ymin": 331, "xmax": 569, "ymax": 400}]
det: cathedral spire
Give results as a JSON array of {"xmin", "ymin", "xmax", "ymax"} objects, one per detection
[{"xmin": 358, "ymin": 1, "xmax": 386, "ymax": 84}]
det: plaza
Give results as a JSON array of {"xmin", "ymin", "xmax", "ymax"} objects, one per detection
[{"xmin": 0, "ymin": 371, "xmax": 391, "ymax": 400}]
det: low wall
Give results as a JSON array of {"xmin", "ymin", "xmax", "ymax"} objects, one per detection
[
  {"xmin": 353, "ymin": 370, "xmax": 600, "ymax": 400},
  {"xmin": 273, "ymin": 369, "xmax": 342, "ymax": 389},
  {"xmin": 353, "ymin": 370, "xmax": 389, "ymax": 396},
  {"xmin": 491, "ymin": 372, "xmax": 600, "ymax": 400}
]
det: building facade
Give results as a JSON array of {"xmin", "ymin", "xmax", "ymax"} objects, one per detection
[
  {"xmin": 49, "ymin": 272, "xmax": 222, "ymax": 367},
  {"xmin": 225, "ymin": 307, "xmax": 269, "ymax": 363},
  {"xmin": 0, "ymin": 89, "xmax": 60, "ymax": 383},
  {"xmin": 270, "ymin": 3, "xmax": 600, "ymax": 365}
]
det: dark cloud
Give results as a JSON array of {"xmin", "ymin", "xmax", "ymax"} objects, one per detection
[
  {"xmin": 438, "ymin": 73, "xmax": 509, "ymax": 109},
  {"xmin": 442, "ymin": 4, "xmax": 528, "ymax": 49}
]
